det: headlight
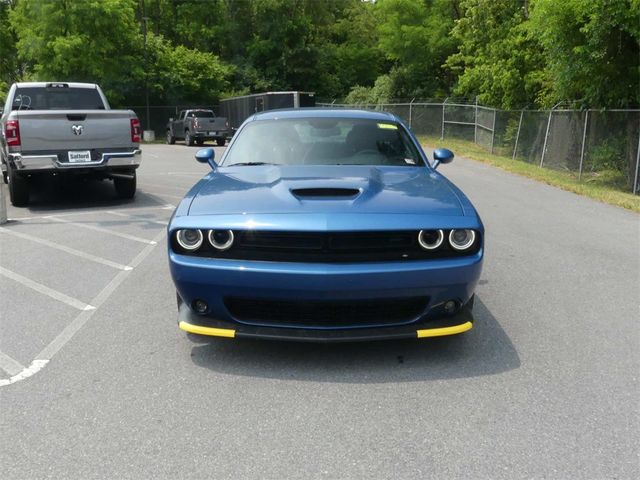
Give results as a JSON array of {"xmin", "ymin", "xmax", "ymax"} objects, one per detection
[
  {"xmin": 449, "ymin": 229, "xmax": 476, "ymax": 250},
  {"xmin": 418, "ymin": 229, "xmax": 444, "ymax": 250},
  {"xmin": 208, "ymin": 229, "xmax": 234, "ymax": 250},
  {"xmin": 176, "ymin": 229, "xmax": 203, "ymax": 251}
]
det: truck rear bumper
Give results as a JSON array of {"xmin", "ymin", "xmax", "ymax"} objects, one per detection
[{"xmin": 8, "ymin": 149, "xmax": 142, "ymax": 172}]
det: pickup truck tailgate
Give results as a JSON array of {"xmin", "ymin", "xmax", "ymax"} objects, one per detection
[
  {"xmin": 16, "ymin": 110, "xmax": 135, "ymax": 151},
  {"xmin": 194, "ymin": 117, "xmax": 227, "ymax": 132}
]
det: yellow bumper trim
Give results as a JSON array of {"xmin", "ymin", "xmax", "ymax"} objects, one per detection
[
  {"xmin": 416, "ymin": 321, "xmax": 472, "ymax": 338},
  {"xmin": 179, "ymin": 321, "xmax": 236, "ymax": 338}
]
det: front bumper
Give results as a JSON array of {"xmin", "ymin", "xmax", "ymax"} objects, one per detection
[
  {"xmin": 8, "ymin": 149, "xmax": 142, "ymax": 172},
  {"xmin": 177, "ymin": 299, "xmax": 474, "ymax": 343},
  {"xmin": 170, "ymin": 251, "xmax": 483, "ymax": 341}
]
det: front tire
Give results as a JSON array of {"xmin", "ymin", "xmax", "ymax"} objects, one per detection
[
  {"xmin": 216, "ymin": 138, "xmax": 226, "ymax": 147},
  {"xmin": 8, "ymin": 168, "xmax": 29, "ymax": 207},
  {"xmin": 185, "ymin": 131, "xmax": 194, "ymax": 146},
  {"xmin": 114, "ymin": 171, "xmax": 136, "ymax": 199},
  {"xmin": 166, "ymin": 130, "xmax": 175, "ymax": 144}
]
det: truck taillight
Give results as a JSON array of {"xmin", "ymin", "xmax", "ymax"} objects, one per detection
[
  {"xmin": 130, "ymin": 118, "xmax": 141, "ymax": 143},
  {"xmin": 4, "ymin": 120, "xmax": 20, "ymax": 147}
]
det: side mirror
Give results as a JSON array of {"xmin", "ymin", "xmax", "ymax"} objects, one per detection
[
  {"xmin": 195, "ymin": 147, "xmax": 217, "ymax": 171},
  {"xmin": 432, "ymin": 148, "xmax": 454, "ymax": 169}
]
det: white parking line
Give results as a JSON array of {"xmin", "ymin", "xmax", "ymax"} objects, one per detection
[
  {"xmin": 0, "ymin": 266, "xmax": 95, "ymax": 311},
  {"xmin": 0, "ymin": 351, "xmax": 25, "ymax": 376},
  {"xmin": 140, "ymin": 191, "xmax": 185, "ymax": 201},
  {"xmin": 0, "ymin": 360, "xmax": 48, "ymax": 386},
  {"xmin": 0, "ymin": 229, "xmax": 167, "ymax": 388},
  {"xmin": 139, "ymin": 181, "xmax": 189, "ymax": 192},
  {"xmin": 47, "ymin": 216, "xmax": 157, "ymax": 245},
  {"xmin": 0, "ymin": 227, "xmax": 133, "ymax": 271},
  {"xmin": 9, "ymin": 204, "xmax": 175, "ymax": 221},
  {"xmin": 105, "ymin": 210, "xmax": 169, "ymax": 225}
]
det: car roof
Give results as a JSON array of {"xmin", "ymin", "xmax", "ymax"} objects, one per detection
[
  {"xmin": 14, "ymin": 82, "xmax": 98, "ymax": 89},
  {"xmin": 251, "ymin": 108, "xmax": 398, "ymax": 122}
]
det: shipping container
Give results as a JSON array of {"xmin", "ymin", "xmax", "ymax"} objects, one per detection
[{"xmin": 219, "ymin": 91, "xmax": 316, "ymax": 131}]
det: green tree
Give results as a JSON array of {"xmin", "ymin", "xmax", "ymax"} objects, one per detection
[
  {"xmin": 376, "ymin": 0, "xmax": 460, "ymax": 99},
  {"xmin": 326, "ymin": 0, "xmax": 384, "ymax": 99},
  {"xmin": 529, "ymin": 0, "xmax": 639, "ymax": 108},
  {"xmin": 10, "ymin": 0, "xmax": 145, "ymax": 105},
  {"xmin": 0, "ymin": 0, "xmax": 20, "ymax": 100},
  {"xmin": 445, "ymin": 0, "xmax": 545, "ymax": 108},
  {"xmin": 8, "ymin": 0, "xmax": 232, "ymax": 106},
  {"xmin": 151, "ymin": 36, "xmax": 232, "ymax": 104}
]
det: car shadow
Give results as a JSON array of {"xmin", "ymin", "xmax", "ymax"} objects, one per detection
[
  {"xmin": 188, "ymin": 297, "xmax": 520, "ymax": 383},
  {"xmin": 14, "ymin": 178, "xmax": 170, "ymax": 213}
]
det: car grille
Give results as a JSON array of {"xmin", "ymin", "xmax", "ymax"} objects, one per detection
[
  {"xmin": 181, "ymin": 230, "xmax": 480, "ymax": 263},
  {"xmin": 224, "ymin": 296, "xmax": 429, "ymax": 328}
]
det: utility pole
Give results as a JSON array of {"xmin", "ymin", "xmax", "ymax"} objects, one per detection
[{"xmin": 142, "ymin": 14, "xmax": 150, "ymax": 133}]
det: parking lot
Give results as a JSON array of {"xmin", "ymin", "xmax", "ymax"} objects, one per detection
[{"xmin": 1, "ymin": 144, "xmax": 638, "ymax": 479}]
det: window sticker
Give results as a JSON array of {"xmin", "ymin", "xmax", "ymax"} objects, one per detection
[{"xmin": 377, "ymin": 123, "xmax": 398, "ymax": 130}]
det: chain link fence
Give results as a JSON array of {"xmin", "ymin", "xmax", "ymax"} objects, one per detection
[{"xmin": 320, "ymin": 101, "xmax": 640, "ymax": 194}]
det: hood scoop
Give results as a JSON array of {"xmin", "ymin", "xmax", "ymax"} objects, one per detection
[{"xmin": 290, "ymin": 187, "xmax": 360, "ymax": 199}]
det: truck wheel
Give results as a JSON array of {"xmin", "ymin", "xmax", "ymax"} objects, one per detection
[
  {"xmin": 8, "ymin": 169, "xmax": 30, "ymax": 207},
  {"xmin": 185, "ymin": 131, "xmax": 194, "ymax": 146},
  {"xmin": 216, "ymin": 138, "xmax": 226, "ymax": 147},
  {"xmin": 166, "ymin": 130, "xmax": 175, "ymax": 144},
  {"xmin": 114, "ymin": 172, "xmax": 136, "ymax": 199}
]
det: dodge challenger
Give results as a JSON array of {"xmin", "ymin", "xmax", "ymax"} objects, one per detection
[{"xmin": 168, "ymin": 109, "xmax": 484, "ymax": 342}]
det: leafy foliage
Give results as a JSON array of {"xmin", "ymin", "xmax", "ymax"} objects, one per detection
[
  {"xmin": 445, "ymin": 0, "xmax": 546, "ymax": 109},
  {"xmin": 529, "ymin": 0, "xmax": 639, "ymax": 108},
  {"xmin": 0, "ymin": 0, "xmax": 637, "ymax": 109}
]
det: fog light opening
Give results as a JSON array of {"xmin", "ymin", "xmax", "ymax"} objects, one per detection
[
  {"xmin": 192, "ymin": 299, "xmax": 209, "ymax": 314},
  {"xmin": 443, "ymin": 300, "xmax": 458, "ymax": 314}
]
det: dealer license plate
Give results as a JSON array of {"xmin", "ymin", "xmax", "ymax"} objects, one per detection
[{"xmin": 68, "ymin": 150, "xmax": 92, "ymax": 163}]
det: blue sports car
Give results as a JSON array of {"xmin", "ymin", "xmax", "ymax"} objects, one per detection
[{"xmin": 168, "ymin": 109, "xmax": 484, "ymax": 342}]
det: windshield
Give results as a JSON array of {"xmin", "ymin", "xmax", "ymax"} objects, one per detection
[
  {"xmin": 223, "ymin": 118, "xmax": 424, "ymax": 167},
  {"xmin": 191, "ymin": 110, "xmax": 214, "ymax": 118},
  {"xmin": 12, "ymin": 87, "xmax": 105, "ymax": 110}
]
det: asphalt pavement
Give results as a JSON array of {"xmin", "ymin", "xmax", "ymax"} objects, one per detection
[{"xmin": 1, "ymin": 142, "xmax": 638, "ymax": 479}]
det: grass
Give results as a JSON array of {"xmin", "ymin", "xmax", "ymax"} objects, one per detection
[{"xmin": 420, "ymin": 136, "xmax": 640, "ymax": 213}]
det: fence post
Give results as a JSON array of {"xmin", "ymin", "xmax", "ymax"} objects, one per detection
[
  {"xmin": 473, "ymin": 97, "xmax": 478, "ymax": 144},
  {"xmin": 578, "ymin": 110, "xmax": 589, "ymax": 181},
  {"xmin": 490, "ymin": 108, "xmax": 497, "ymax": 154},
  {"xmin": 409, "ymin": 98, "xmax": 415, "ymax": 128},
  {"xmin": 634, "ymin": 130, "xmax": 640, "ymax": 194},
  {"xmin": 512, "ymin": 110, "xmax": 524, "ymax": 160},
  {"xmin": 441, "ymin": 97, "xmax": 448, "ymax": 140},
  {"xmin": 540, "ymin": 101, "xmax": 565, "ymax": 167},
  {"xmin": 0, "ymin": 180, "xmax": 7, "ymax": 225}
]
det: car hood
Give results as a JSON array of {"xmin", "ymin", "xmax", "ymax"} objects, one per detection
[{"xmin": 187, "ymin": 165, "xmax": 464, "ymax": 216}]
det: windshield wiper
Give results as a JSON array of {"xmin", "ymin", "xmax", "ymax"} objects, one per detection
[{"xmin": 226, "ymin": 162, "xmax": 277, "ymax": 166}]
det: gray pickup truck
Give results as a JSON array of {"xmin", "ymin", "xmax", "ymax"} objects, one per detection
[
  {"xmin": 0, "ymin": 82, "xmax": 141, "ymax": 206},
  {"xmin": 166, "ymin": 109, "xmax": 229, "ymax": 147}
]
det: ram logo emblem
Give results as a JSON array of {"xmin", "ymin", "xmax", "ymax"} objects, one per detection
[{"xmin": 71, "ymin": 125, "xmax": 83, "ymax": 135}]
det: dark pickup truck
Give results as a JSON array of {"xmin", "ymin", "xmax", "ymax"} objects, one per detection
[{"xmin": 166, "ymin": 109, "xmax": 229, "ymax": 147}]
